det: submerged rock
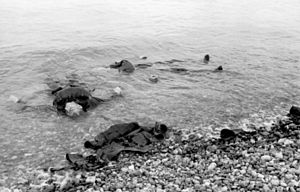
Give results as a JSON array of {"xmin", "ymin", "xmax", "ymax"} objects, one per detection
[
  {"xmin": 290, "ymin": 106, "xmax": 300, "ymax": 117},
  {"xmin": 139, "ymin": 56, "xmax": 147, "ymax": 60},
  {"xmin": 149, "ymin": 75, "xmax": 159, "ymax": 83},
  {"xmin": 113, "ymin": 87, "xmax": 122, "ymax": 96}
]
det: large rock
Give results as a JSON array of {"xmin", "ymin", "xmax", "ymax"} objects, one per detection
[{"xmin": 290, "ymin": 106, "xmax": 300, "ymax": 117}]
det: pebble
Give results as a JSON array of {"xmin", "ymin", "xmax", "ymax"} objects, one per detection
[
  {"xmin": 8, "ymin": 113, "xmax": 300, "ymax": 192},
  {"xmin": 261, "ymin": 155, "xmax": 272, "ymax": 161},
  {"xmin": 207, "ymin": 162, "xmax": 217, "ymax": 171},
  {"xmin": 128, "ymin": 165, "xmax": 135, "ymax": 171},
  {"xmin": 270, "ymin": 179, "xmax": 280, "ymax": 186},
  {"xmin": 285, "ymin": 174, "xmax": 294, "ymax": 180},
  {"xmin": 262, "ymin": 184, "xmax": 270, "ymax": 192},
  {"xmin": 86, "ymin": 176, "xmax": 96, "ymax": 184},
  {"xmin": 113, "ymin": 87, "xmax": 122, "ymax": 95},
  {"xmin": 274, "ymin": 152, "xmax": 283, "ymax": 159},
  {"xmin": 139, "ymin": 56, "xmax": 147, "ymax": 60}
]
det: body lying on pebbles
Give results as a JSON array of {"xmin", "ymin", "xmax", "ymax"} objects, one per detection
[{"xmin": 5, "ymin": 107, "xmax": 300, "ymax": 192}]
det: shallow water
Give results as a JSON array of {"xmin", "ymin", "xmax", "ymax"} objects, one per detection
[{"xmin": 0, "ymin": 0, "xmax": 300, "ymax": 185}]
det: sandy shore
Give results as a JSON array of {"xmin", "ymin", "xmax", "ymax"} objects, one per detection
[{"xmin": 2, "ymin": 108, "xmax": 300, "ymax": 192}]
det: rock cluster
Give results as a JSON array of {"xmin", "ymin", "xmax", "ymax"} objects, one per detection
[{"xmin": 5, "ymin": 107, "xmax": 300, "ymax": 192}]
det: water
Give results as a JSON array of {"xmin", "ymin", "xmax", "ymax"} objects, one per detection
[{"xmin": 0, "ymin": 0, "xmax": 300, "ymax": 185}]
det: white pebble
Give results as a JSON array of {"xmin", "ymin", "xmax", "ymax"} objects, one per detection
[
  {"xmin": 274, "ymin": 152, "xmax": 283, "ymax": 159},
  {"xmin": 270, "ymin": 179, "xmax": 280, "ymax": 186},
  {"xmin": 285, "ymin": 174, "xmax": 294, "ymax": 180},
  {"xmin": 113, "ymin": 87, "xmax": 122, "ymax": 95},
  {"xmin": 261, "ymin": 155, "xmax": 272, "ymax": 161},
  {"xmin": 278, "ymin": 138, "xmax": 294, "ymax": 146},
  {"xmin": 86, "ymin": 176, "xmax": 96, "ymax": 184},
  {"xmin": 128, "ymin": 164, "xmax": 135, "ymax": 171},
  {"xmin": 207, "ymin": 162, "xmax": 217, "ymax": 171}
]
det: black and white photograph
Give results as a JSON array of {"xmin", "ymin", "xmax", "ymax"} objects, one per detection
[{"xmin": 0, "ymin": 0, "xmax": 300, "ymax": 191}]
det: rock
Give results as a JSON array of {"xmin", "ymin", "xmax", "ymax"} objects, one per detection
[
  {"xmin": 274, "ymin": 152, "xmax": 283, "ymax": 159},
  {"xmin": 113, "ymin": 87, "xmax": 122, "ymax": 96},
  {"xmin": 280, "ymin": 180, "xmax": 287, "ymax": 187},
  {"xmin": 220, "ymin": 186, "xmax": 228, "ymax": 192},
  {"xmin": 278, "ymin": 138, "xmax": 294, "ymax": 146},
  {"xmin": 0, "ymin": 187, "xmax": 11, "ymax": 192},
  {"xmin": 139, "ymin": 56, "xmax": 147, "ymax": 60},
  {"xmin": 289, "ymin": 180, "xmax": 299, "ymax": 187},
  {"xmin": 207, "ymin": 162, "xmax": 217, "ymax": 171},
  {"xmin": 41, "ymin": 184, "xmax": 55, "ymax": 192},
  {"xmin": 261, "ymin": 155, "xmax": 272, "ymax": 161},
  {"xmin": 86, "ymin": 176, "xmax": 96, "ymax": 184},
  {"xmin": 116, "ymin": 189, "xmax": 122, "ymax": 192},
  {"xmin": 285, "ymin": 174, "xmax": 294, "ymax": 180},
  {"xmin": 149, "ymin": 75, "xmax": 159, "ymax": 83},
  {"xmin": 121, "ymin": 167, "xmax": 128, "ymax": 172},
  {"xmin": 289, "ymin": 106, "xmax": 300, "ymax": 117},
  {"xmin": 270, "ymin": 179, "xmax": 280, "ymax": 186},
  {"xmin": 220, "ymin": 129, "xmax": 236, "ymax": 140},
  {"xmin": 262, "ymin": 184, "xmax": 270, "ymax": 192},
  {"xmin": 289, "ymin": 187, "xmax": 296, "ymax": 192},
  {"xmin": 60, "ymin": 174, "xmax": 75, "ymax": 191},
  {"xmin": 128, "ymin": 164, "xmax": 135, "ymax": 171}
]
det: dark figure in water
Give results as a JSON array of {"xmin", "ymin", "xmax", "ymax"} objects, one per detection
[
  {"xmin": 203, "ymin": 54, "xmax": 210, "ymax": 63},
  {"xmin": 215, "ymin": 65, "xmax": 223, "ymax": 71},
  {"xmin": 52, "ymin": 86, "xmax": 103, "ymax": 115},
  {"xmin": 109, "ymin": 60, "xmax": 135, "ymax": 73}
]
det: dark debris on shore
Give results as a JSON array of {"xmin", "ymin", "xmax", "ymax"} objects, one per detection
[{"xmin": 3, "ymin": 106, "xmax": 300, "ymax": 192}]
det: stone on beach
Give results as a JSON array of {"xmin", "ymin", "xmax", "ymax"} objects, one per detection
[{"xmin": 12, "ymin": 107, "xmax": 300, "ymax": 192}]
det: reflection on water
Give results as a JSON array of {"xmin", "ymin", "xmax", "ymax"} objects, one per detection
[{"xmin": 0, "ymin": 0, "xmax": 300, "ymax": 185}]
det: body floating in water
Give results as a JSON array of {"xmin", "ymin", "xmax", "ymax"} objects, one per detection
[
  {"xmin": 52, "ymin": 86, "xmax": 103, "ymax": 116},
  {"xmin": 109, "ymin": 60, "xmax": 135, "ymax": 73}
]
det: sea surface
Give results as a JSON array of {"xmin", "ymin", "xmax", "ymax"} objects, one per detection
[{"xmin": 0, "ymin": 0, "xmax": 300, "ymax": 185}]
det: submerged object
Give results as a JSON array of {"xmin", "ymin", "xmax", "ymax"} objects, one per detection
[
  {"xmin": 113, "ymin": 87, "xmax": 122, "ymax": 96},
  {"xmin": 215, "ymin": 65, "xmax": 223, "ymax": 71},
  {"xmin": 8, "ymin": 95, "xmax": 21, "ymax": 103},
  {"xmin": 53, "ymin": 86, "xmax": 103, "ymax": 114},
  {"xmin": 149, "ymin": 75, "xmax": 159, "ymax": 83},
  {"xmin": 109, "ymin": 60, "xmax": 135, "ymax": 73},
  {"xmin": 139, "ymin": 56, "xmax": 147, "ymax": 60},
  {"xmin": 203, "ymin": 54, "xmax": 210, "ymax": 63}
]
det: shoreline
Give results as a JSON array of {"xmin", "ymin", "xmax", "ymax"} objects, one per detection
[{"xmin": 2, "ymin": 107, "xmax": 300, "ymax": 192}]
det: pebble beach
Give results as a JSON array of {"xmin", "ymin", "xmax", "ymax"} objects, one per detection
[{"xmin": 2, "ymin": 108, "xmax": 300, "ymax": 192}]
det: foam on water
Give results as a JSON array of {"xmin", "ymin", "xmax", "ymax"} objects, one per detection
[{"xmin": 0, "ymin": 0, "xmax": 300, "ymax": 185}]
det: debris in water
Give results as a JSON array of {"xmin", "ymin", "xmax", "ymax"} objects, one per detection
[
  {"xmin": 65, "ymin": 102, "xmax": 83, "ymax": 116},
  {"xmin": 149, "ymin": 75, "xmax": 159, "ymax": 83}
]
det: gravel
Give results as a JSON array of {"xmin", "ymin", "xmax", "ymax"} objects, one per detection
[{"xmin": 2, "ymin": 113, "xmax": 300, "ymax": 192}]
